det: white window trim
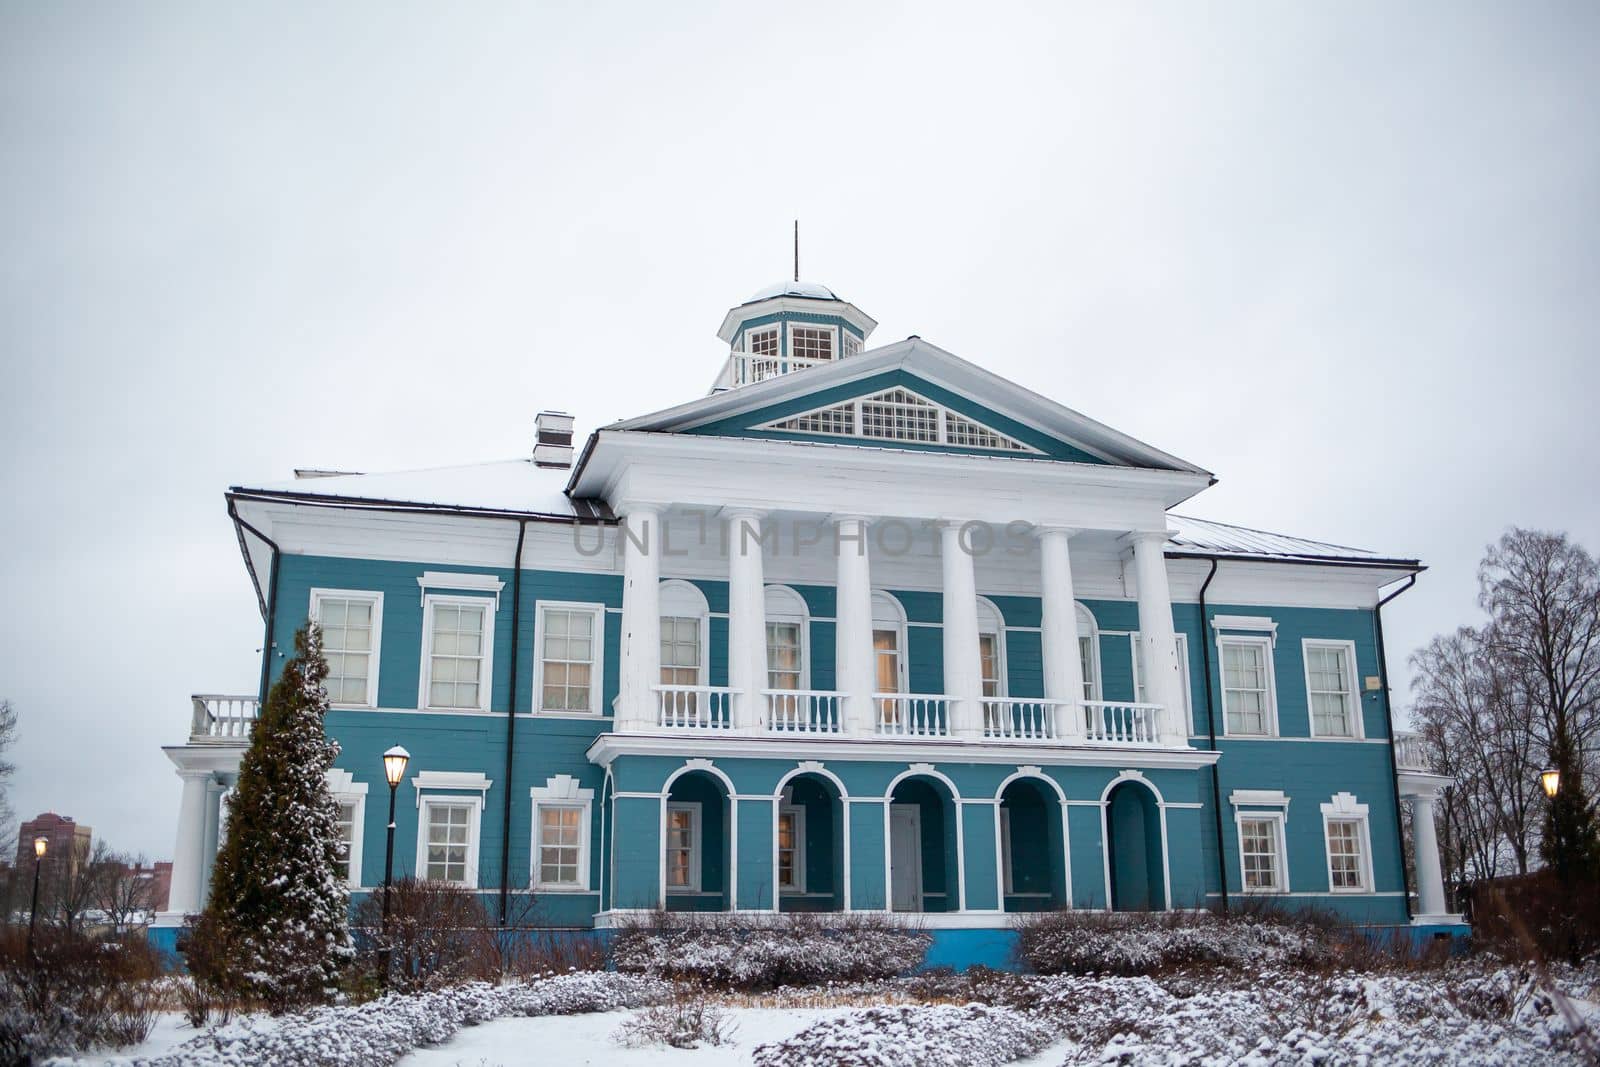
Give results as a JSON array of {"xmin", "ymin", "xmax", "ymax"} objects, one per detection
[
  {"xmin": 1234, "ymin": 809, "xmax": 1290, "ymax": 895},
  {"xmin": 415, "ymin": 793, "xmax": 484, "ymax": 888},
  {"xmin": 841, "ymin": 329, "xmax": 863, "ymax": 358},
  {"xmin": 532, "ymin": 600, "xmax": 607, "ymax": 716},
  {"xmin": 999, "ymin": 806, "xmax": 1014, "ymax": 895},
  {"xmin": 1077, "ymin": 602, "xmax": 1102, "ymax": 701},
  {"xmin": 871, "ymin": 591, "xmax": 908, "ymax": 695},
  {"xmin": 658, "ymin": 580, "xmax": 710, "ymax": 688},
  {"xmin": 1131, "ymin": 632, "xmax": 1191, "ymax": 713},
  {"xmin": 664, "ymin": 801, "xmax": 703, "ymax": 893},
  {"xmin": 786, "ymin": 321, "xmax": 838, "ymax": 364},
  {"xmin": 1320, "ymin": 792, "xmax": 1374, "ymax": 894},
  {"xmin": 764, "ymin": 585, "xmax": 811, "ymax": 691},
  {"xmin": 416, "ymin": 571, "xmax": 506, "ymax": 608},
  {"xmin": 530, "ymin": 774, "xmax": 594, "ymax": 892},
  {"xmin": 326, "ymin": 769, "xmax": 369, "ymax": 889},
  {"xmin": 742, "ymin": 323, "xmax": 781, "ymax": 355},
  {"xmin": 1210, "ymin": 614, "xmax": 1279, "ymax": 646},
  {"xmin": 418, "ymin": 593, "xmax": 496, "ymax": 713},
  {"xmin": 1218, "ymin": 633, "xmax": 1279, "ymax": 737},
  {"xmin": 977, "ymin": 596, "xmax": 1008, "ymax": 699},
  {"xmin": 778, "ymin": 801, "xmax": 807, "ymax": 894},
  {"xmin": 309, "ymin": 588, "xmax": 384, "ymax": 709},
  {"xmin": 1302, "ymin": 639, "xmax": 1364, "ymax": 739}
]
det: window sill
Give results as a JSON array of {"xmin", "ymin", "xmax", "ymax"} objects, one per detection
[
  {"xmin": 530, "ymin": 710, "xmax": 605, "ymax": 719},
  {"xmin": 534, "ymin": 884, "xmax": 597, "ymax": 894}
]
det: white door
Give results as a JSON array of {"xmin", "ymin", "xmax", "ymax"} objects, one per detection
[{"xmin": 889, "ymin": 803, "xmax": 923, "ymax": 912}]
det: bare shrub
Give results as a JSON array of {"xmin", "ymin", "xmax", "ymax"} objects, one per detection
[
  {"xmin": 611, "ymin": 911, "xmax": 930, "ymax": 990},
  {"xmin": 613, "ymin": 984, "xmax": 735, "ymax": 1049},
  {"xmin": 351, "ymin": 878, "xmax": 500, "ymax": 992},
  {"xmin": 0, "ymin": 926, "xmax": 164, "ymax": 1058},
  {"xmin": 498, "ymin": 928, "xmax": 607, "ymax": 977}
]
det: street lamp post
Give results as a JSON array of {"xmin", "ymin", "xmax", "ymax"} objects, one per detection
[
  {"xmin": 26, "ymin": 836, "xmax": 47, "ymax": 960},
  {"xmin": 1541, "ymin": 767, "xmax": 1561, "ymax": 799},
  {"xmin": 380, "ymin": 745, "xmax": 410, "ymax": 988}
]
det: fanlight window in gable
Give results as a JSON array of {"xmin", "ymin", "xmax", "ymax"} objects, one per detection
[{"xmin": 758, "ymin": 388, "xmax": 1040, "ymax": 453}]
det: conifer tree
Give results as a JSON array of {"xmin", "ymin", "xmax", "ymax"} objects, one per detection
[{"xmin": 195, "ymin": 622, "xmax": 352, "ymax": 1009}]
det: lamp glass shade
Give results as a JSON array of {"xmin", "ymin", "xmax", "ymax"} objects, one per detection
[
  {"xmin": 383, "ymin": 745, "xmax": 411, "ymax": 787},
  {"xmin": 1541, "ymin": 768, "xmax": 1561, "ymax": 799},
  {"xmin": 32, "ymin": 836, "xmax": 47, "ymax": 858}
]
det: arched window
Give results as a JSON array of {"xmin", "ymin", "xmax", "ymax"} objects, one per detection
[
  {"xmin": 764, "ymin": 585, "xmax": 809, "ymax": 691},
  {"xmin": 975, "ymin": 596, "xmax": 1007, "ymax": 699},
  {"xmin": 871, "ymin": 592, "xmax": 907, "ymax": 695},
  {"xmin": 1076, "ymin": 602, "xmax": 1101, "ymax": 700},
  {"xmin": 658, "ymin": 580, "xmax": 709, "ymax": 687}
]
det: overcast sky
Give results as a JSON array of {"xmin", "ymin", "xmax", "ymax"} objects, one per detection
[{"xmin": 3, "ymin": 2, "xmax": 1597, "ymax": 858}]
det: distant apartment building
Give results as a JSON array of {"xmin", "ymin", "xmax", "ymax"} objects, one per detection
[{"xmin": 16, "ymin": 812, "xmax": 93, "ymax": 872}]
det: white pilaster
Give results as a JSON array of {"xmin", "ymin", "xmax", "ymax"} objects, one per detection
[
  {"xmin": 1131, "ymin": 530, "xmax": 1186, "ymax": 746},
  {"xmin": 834, "ymin": 516, "xmax": 875, "ymax": 734},
  {"xmin": 726, "ymin": 508, "xmax": 768, "ymax": 730},
  {"xmin": 1039, "ymin": 527, "xmax": 1085, "ymax": 741},
  {"xmin": 198, "ymin": 779, "xmax": 224, "ymax": 908},
  {"xmin": 940, "ymin": 522, "xmax": 984, "ymax": 738},
  {"xmin": 618, "ymin": 505, "xmax": 662, "ymax": 730},
  {"xmin": 1411, "ymin": 791, "xmax": 1449, "ymax": 919},
  {"xmin": 165, "ymin": 769, "xmax": 213, "ymax": 917}
]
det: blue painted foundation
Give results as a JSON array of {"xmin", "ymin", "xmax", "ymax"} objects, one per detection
[{"xmin": 921, "ymin": 928, "xmax": 1020, "ymax": 971}]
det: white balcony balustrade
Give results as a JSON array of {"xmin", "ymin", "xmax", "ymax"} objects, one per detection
[
  {"xmin": 1393, "ymin": 732, "xmax": 1428, "ymax": 772},
  {"xmin": 1081, "ymin": 700, "xmax": 1165, "ymax": 746},
  {"xmin": 190, "ymin": 695, "xmax": 259, "ymax": 742},
  {"xmin": 654, "ymin": 685, "xmax": 735, "ymax": 730},
  {"xmin": 874, "ymin": 694, "xmax": 952, "ymax": 738},
  {"xmin": 764, "ymin": 689, "xmax": 844, "ymax": 734},
  {"xmin": 721, "ymin": 351, "xmax": 833, "ymax": 389},
  {"xmin": 982, "ymin": 698, "xmax": 1072, "ymax": 741}
]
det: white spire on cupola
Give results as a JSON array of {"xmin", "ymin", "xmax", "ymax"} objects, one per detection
[{"xmin": 712, "ymin": 226, "xmax": 878, "ymax": 391}]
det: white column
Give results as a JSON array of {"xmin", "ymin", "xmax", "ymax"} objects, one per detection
[
  {"xmin": 618, "ymin": 505, "xmax": 662, "ymax": 730},
  {"xmin": 726, "ymin": 508, "xmax": 768, "ymax": 731},
  {"xmin": 198, "ymin": 779, "xmax": 224, "ymax": 908},
  {"xmin": 1411, "ymin": 791, "xmax": 1449, "ymax": 918},
  {"xmin": 940, "ymin": 522, "xmax": 984, "ymax": 738},
  {"xmin": 835, "ymin": 516, "xmax": 875, "ymax": 734},
  {"xmin": 1039, "ymin": 527, "xmax": 1086, "ymax": 740},
  {"xmin": 1131, "ymin": 530, "xmax": 1186, "ymax": 746},
  {"xmin": 165, "ymin": 769, "xmax": 213, "ymax": 917}
]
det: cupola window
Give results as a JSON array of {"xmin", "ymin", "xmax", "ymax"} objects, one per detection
[{"xmin": 790, "ymin": 325, "xmax": 834, "ymax": 364}]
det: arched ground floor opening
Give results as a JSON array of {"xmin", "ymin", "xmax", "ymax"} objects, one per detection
[
  {"xmin": 888, "ymin": 775, "xmax": 960, "ymax": 913},
  {"xmin": 1106, "ymin": 779, "xmax": 1166, "ymax": 911},
  {"xmin": 778, "ymin": 772, "xmax": 845, "ymax": 912},
  {"xmin": 664, "ymin": 769, "xmax": 733, "ymax": 912},
  {"xmin": 999, "ymin": 778, "xmax": 1067, "ymax": 911}
]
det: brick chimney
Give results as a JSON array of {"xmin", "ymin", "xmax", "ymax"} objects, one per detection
[{"xmin": 533, "ymin": 411, "xmax": 575, "ymax": 468}]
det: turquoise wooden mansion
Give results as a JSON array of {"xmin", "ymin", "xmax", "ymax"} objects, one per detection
[{"xmin": 153, "ymin": 279, "xmax": 1464, "ymax": 963}]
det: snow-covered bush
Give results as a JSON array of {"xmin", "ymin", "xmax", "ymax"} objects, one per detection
[
  {"xmin": 1015, "ymin": 908, "xmax": 1335, "ymax": 975},
  {"xmin": 0, "ymin": 929, "xmax": 163, "ymax": 1060},
  {"xmin": 610, "ymin": 912, "xmax": 930, "ymax": 990},
  {"xmin": 753, "ymin": 1003, "xmax": 1055, "ymax": 1067},
  {"xmin": 613, "ymin": 986, "xmax": 734, "ymax": 1049},
  {"xmin": 130, "ymin": 970, "xmax": 672, "ymax": 1067}
]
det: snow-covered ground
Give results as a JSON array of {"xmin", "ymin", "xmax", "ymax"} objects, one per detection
[{"xmin": 399, "ymin": 1007, "xmax": 848, "ymax": 1067}]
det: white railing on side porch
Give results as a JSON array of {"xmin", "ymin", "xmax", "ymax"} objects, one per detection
[
  {"xmin": 1081, "ymin": 700, "xmax": 1165, "ymax": 746},
  {"xmin": 982, "ymin": 698, "xmax": 1073, "ymax": 741},
  {"xmin": 764, "ymin": 689, "xmax": 844, "ymax": 734},
  {"xmin": 874, "ymin": 694, "xmax": 952, "ymax": 738},
  {"xmin": 1393, "ymin": 732, "xmax": 1429, "ymax": 772},
  {"xmin": 190, "ymin": 695, "xmax": 259, "ymax": 742},
  {"xmin": 654, "ymin": 685, "xmax": 735, "ymax": 730}
]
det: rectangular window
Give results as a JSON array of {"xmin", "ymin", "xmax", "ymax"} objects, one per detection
[
  {"xmin": 424, "ymin": 802, "xmax": 473, "ymax": 884},
  {"xmin": 1239, "ymin": 816, "xmax": 1284, "ymax": 892},
  {"xmin": 873, "ymin": 628, "xmax": 902, "ymax": 724},
  {"xmin": 777, "ymin": 806, "xmax": 805, "ymax": 891},
  {"xmin": 537, "ymin": 805, "xmax": 583, "ymax": 888},
  {"xmin": 999, "ymin": 807, "xmax": 1014, "ymax": 895},
  {"xmin": 333, "ymin": 800, "xmax": 357, "ymax": 884},
  {"xmin": 660, "ymin": 616, "xmax": 702, "ymax": 686},
  {"xmin": 790, "ymin": 325, "xmax": 834, "ymax": 363},
  {"xmin": 747, "ymin": 327, "xmax": 779, "ymax": 357},
  {"xmin": 767, "ymin": 622, "xmax": 802, "ymax": 690},
  {"xmin": 665, "ymin": 803, "xmax": 700, "ymax": 891},
  {"xmin": 1132, "ymin": 633, "xmax": 1191, "ymax": 713},
  {"xmin": 1221, "ymin": 638, "xmax": 1273, "ymax": 735},
  {"xmin": 842, "ymin": 332, "xmax": 861, "ymax": 358},
  {"xmin": 312, "ymin": 591, "xmax": 381, "ymax": 706},
  {"xmin": 1079, "ymin": 636, "xmax": 1097, "ymax": 700},
  {"xmin": 1326, "ymin": 818, "xmax": 1366, "ymax": 891},
  {"xmin": 1305, "ymin": 642, "xmax": 1358, "ymax": 737},
  {"xmin": 425, "ymin": 599, "xmax": 489, "ymax": 710},
  {"xmin": 538, "ymin": 605, "xmax": 601, "ymax": 713}
]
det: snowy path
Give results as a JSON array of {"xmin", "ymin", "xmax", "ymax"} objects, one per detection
[{"xmin": 397, "ymin": 1006, "xmax": 851, "ymax": 1066}]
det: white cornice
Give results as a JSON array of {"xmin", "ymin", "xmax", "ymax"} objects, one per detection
[
  {"xmin": 584, "ymin": 731, "xmax": 1222, "ymax": 771},
  {"xmin": 716, "ymin": 296, "xmax": 878, "ymax": 343}
]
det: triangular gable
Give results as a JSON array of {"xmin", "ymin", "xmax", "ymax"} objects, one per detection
[
  {"xmin": 607, "ymin": 338, "xmax": 1211, "ymax": 473},
  {"xmin": 756, "ymin": 386, "xmax": 1043, "ymax": 455}
]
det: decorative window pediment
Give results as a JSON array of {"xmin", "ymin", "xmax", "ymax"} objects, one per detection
[{"xmin": 757, "ymin": 387, "xmax": 1040, "ymax": 453}]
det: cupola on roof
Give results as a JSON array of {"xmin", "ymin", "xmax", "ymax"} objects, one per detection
[{"xmin": 744, "ymin": 279, "xmax": 840, "ymax": 303}]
